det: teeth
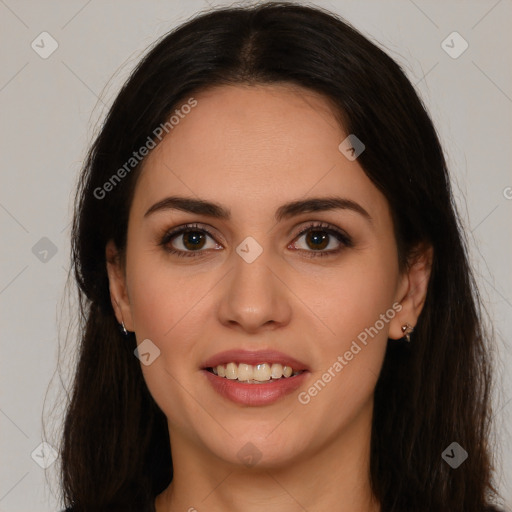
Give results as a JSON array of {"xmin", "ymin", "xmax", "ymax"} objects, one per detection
[
  {"xmin": 282, "ymin": 365, "xmax": 293, "ymax": 377},
  {"xmin": 225, "ymin": 362, "xmax": 238, "ymax": 380},
  {"xmin": 270, "ymin": 363, "xmax": 282, "ymax": 379},
  {"xmin": 254, "ymin": 363, "xmax": 271, "ymax": 381},
  {"xmin": 209, "ymin": 362, "xmax": 301, "ymax": 382},
  {"xmin": 237, "ymin": 363, "xmax": 252, "ymax": 381}
]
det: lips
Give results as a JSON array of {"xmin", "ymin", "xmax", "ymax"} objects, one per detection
[
  {"xmin": 201, "ymin": 349, "xmax": 310, "ymax": 406},
  {"xmin": 201, "ymin": 349, "xmax": 310, "ymax": 371}
]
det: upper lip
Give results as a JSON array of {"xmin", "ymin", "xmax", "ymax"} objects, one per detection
[{"xmin": 202, "ymin": 349, "xmax": 310, "ymax": 371}]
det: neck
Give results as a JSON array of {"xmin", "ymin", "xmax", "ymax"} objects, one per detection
[{"xmin": 155, "ymin": 399, "xmax": 380, "ymax": 512}]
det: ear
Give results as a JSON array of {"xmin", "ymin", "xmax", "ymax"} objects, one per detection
[
  {"xmin": 105, "ymin": 239, "xmax": 134, "ymax": 331},
  {"xmin": 388, "ymin": 243, "xmax": 433, "ymax": 340}
]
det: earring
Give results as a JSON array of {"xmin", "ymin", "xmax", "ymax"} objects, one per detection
[
  {"xmin": 120, "ymin": 321, "xmax": 128, "ymax": 336},
  {"xmin": 401, "ymin": 323, "xmax": 414, "ymax": 342}
]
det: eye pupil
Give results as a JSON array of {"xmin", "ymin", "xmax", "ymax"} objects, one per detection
[
  {"xmin": 306, "ymin": 231, "xmax": 329, "ymax": 250},
  {"xmin": 183, "ymin": 231, "xmax": 206, "ymax": 250}
]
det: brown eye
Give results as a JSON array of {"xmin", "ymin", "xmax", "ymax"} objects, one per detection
[
  {"xmin": 179, "ymin": 230, "xmax": 208, "ymax": 251},
  {"xmin": 290, "ymin": 222, "xmax": 353, "ymax": 258},
  {"xmin": 160, "ymin": 223, "xmax": 221, "ymax": 258},
  {"xmin": 304, "ymin": 230, "xmax": 330, "ymax": 251}
]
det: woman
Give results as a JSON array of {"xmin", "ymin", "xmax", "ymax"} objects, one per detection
[{"xmin": 58, "ymin": 2, "xmax": 506, "ymax": 511}]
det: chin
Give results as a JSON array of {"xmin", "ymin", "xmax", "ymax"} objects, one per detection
[{"xmin": 200, "ymin": 426, "xmax": 312, "ymax": 471}]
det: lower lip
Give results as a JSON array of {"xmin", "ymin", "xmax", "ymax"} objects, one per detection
[{"xmin": 202, "ymin": 369, "xmax": 309, "ymax": 406}]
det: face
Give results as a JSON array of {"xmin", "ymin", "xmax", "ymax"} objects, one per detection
[{"xmin": 107, "ymin": 84, "xmax": 428, "ymax": 470}]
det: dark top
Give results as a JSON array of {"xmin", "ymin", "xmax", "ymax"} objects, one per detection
[{"xmin": 62, "ymin": 506, "xmax": 507, "ymax": 512}]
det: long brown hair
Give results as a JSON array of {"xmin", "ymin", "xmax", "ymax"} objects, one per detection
[{"xmin": 55, "ymin": 2, "xmax": 503, "ymax": 510}]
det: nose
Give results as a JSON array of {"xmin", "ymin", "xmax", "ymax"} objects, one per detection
[{"xmin": 216, "ymin": 243, "xmax": 292, "ymax": 334}]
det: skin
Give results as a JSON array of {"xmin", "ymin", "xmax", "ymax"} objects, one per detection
[{"xmin": 106, "ymin": 84, "xmax": 432, "ymax": 512}]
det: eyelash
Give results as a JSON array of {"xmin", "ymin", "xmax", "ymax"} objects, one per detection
[{"xmin": 158, "ymin": 222, "xmax": 353, "ymax": 259}]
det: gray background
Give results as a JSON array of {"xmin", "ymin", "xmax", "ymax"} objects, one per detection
[{"xmin": 0, "ymin": 0, "xmax": 511, "ymax": 510}]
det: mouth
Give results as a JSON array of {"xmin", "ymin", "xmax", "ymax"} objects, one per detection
[
  {"xmin": 205, "ymin": 362, "xmax": 305, "ymax": 383},
  {"xmin": 201, "ymin": 349, "xmax": 309, "ymax": 405}
]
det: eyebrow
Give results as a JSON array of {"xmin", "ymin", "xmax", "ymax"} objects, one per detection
[{"xmin": 144, "ymin": 195, "xmax": 372, "ymax": 223}]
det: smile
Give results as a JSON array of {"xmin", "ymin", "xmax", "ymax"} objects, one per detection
[{"xmin": 206, "ymin": 362, "xmax": 303, "ymax": 383}]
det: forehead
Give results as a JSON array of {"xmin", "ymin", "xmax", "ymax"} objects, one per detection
[{"xmin": 131, "ymin": 84, "xmax": 389, "ymax": 227}]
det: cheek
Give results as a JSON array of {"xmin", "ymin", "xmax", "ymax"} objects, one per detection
[
  {"xmin": 126, "ymin": 256, "xmax": 212, "ymax": 428},
  {"xmin": 127, "ymin": 247, "xmax": 209, "ymax": 339},
  {"xmin": 297, "ymin": 261, "xmax": 394, "ymax": 428},
  {"xmin": 297, "ymin": 249, "xmax": 398, "ymax": 410},
  {"xmin": 302, "ymin": 252, "xmax": 399, "ymax": 345}
]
